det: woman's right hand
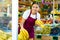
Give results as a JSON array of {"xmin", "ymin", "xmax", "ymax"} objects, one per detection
[
  {"xmin": 19, "ymin": 23, "xmax": 24, "ymax": 29},
  {"xmin": 19, "ymin": 17, "xmax": 26, "ymax": 30},
  {"xmin": 21, "ymin": 26, "xmax": 24, "ymax": 29}
]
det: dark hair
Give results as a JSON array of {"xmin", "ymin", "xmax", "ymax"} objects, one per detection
[
  {"xmin": 30, "ymin": 1, "xmax": 40, "ymax": 9},
  {"xmin": 32, "ymin": 1, "xmax": 40, "ymax": 7},
  {"xmin": 32, "ymin": 1, "xmax": 39, "ymax": 5}
]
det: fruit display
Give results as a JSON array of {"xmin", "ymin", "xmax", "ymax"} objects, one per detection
[
  {"xmin": 7, "ymin": 32, "xmax": 12, "ymax": 40},
  {"xmin": 35, "ymin": 20, "xmax": 51, "ymax": 34},
  {"xmin": 41, "ymin": 19, "xmax": 53, "ymax": 24},
  {"xmin": 51, "ymin": 9, "xmax": 59, "ymax": 14},
  {"xmin": 18, "ymin": 28, "xmax": 29, "ymax": 40},
  {"xmin": 41, "ymin": 19, "xmax": 46, "ymax": 24},
  {"xmin": 0, "ymin": 30, "xmax": 12, "ymax": 40},
  {"xmin": 7, "ymin": 37, "xmax": 12, "ymax": 40},
  {"xmin": 45, "ymin": 19, "xmax": 53, "ymax": 24},
  {"xmin": 54, "ymin": 16, "xmax": 60, "ymax": 23},
  {"xmin": 40, "ymin": 26, "xmax": 51, "ymax": 34},
  {"xmin": 35, "ymin": 20, "xmax": 45, "ymax": 28},
  {"xmin": 50, "ymin": 27, "xmax": 60, "ymax": 35},
  {"xmin": 0, "ymin": 30, "xmax": 7, "ymax": 40}
]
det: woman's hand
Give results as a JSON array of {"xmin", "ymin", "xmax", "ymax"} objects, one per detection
[
  {"xmin": 19, "ymin": 17, "xmax": 26, "ymax": 29},
  {"xmin": 21, "ymin": 26, "xmax": 24, "ymax": 29}
]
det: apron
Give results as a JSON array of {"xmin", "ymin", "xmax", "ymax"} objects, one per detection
[{"xmin": 18, "ymin": 10, "xmax": 37, "ymax": 38}]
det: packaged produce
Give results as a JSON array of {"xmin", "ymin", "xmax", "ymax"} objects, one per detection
[{"xmin": 41, "ymin": 36, "xmax": 52, "ymax": 40}]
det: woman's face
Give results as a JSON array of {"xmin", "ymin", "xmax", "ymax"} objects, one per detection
[{"xmin": 32, "ymin": 4, "xmax": 39, "ymax": 13}]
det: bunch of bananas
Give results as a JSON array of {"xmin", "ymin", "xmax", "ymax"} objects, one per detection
[
  {"xmin": 7, "ymin": 32, "xmax": 12, "ymax": 40},
  {"xmin": 7, "ymin": 37, "xmax": 12, "ymax": 40},
  {"xmin": 40, "ymin": 26, "xmax": 51, "ymax": 34},
  {"xmin": 35, "ymin": 20, "xmax": 51, "ymax": 34},
  {"xmin": 18, "ymin": 29, "xmax": 29, "ymax": 40},
  {"xmin": 35, "ymin": 20, "xmax": 45, "ymax": 28},
  {"xmin": 51, "ymin": 9, "xmax": 58, "ymax": 14},
  {"xmin": 0, "ymin": 30, "xmax": 7, "ymax": 40},
  {"xmin": 0, "ymin": 30, "xmax": 12, "ymax": 40}
]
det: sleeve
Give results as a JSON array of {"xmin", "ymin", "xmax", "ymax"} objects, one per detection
[
  {"xmin": 37, "ymin": 13, "xmax": 40, "ymax": 20},
  {"xmin": 22, "ymin": 10, "xmax": 30, "ymax": 19}
]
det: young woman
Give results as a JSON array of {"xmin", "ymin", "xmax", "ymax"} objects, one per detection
[{"xmin": 19, "ymin": 1, "xmax": 40, "ymax": 40}]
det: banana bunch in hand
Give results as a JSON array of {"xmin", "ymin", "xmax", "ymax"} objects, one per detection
[
  {"xmin": 18, "ymin": 28, "xmax": 29, "ymax": 40},
  {"xmin": 35, "ymin": 20, "xmax": 45, "ymax": 28}
]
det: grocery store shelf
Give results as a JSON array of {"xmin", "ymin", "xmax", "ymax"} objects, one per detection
[
  {"xmin": 35, "ymin": 34, "xmax": 60, "ymax": 37},
  {"xmin": 36, "ymin": 34, "xmax": 50, "ymax": 36}
]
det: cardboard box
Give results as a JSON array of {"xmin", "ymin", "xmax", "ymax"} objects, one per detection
[
  {"xmin": 41, "ymin": 36, "xmax": 52, "ymax": 40},
  {"xmin": 58, "ymin": 36, "xmax": 60, "ymax": 40}
]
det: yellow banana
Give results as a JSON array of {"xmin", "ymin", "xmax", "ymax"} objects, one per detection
[
  {"xmin": 8, "ymin": 37, "xmax": 12, "ymax": 40},
  {"xmin": 35, "ymin": 20, "xmax": 45, "ymax": 28},
  {"xmin": 40, "ymin": 26, "xmax": 51, "ymax": 34},
  {"xmin": 0, "ymin": 30, "xmax": 12, "ymax": 40},
  {"xmin": 0, "ymin": 38, "xmax": 3, "ymax": 40},
  {"xmin": 18, "ymin": 29, "xmax": 29, "ymax": 40}
]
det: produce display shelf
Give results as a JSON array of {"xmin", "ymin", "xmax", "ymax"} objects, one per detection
[
  {"xmin": 44, "ymin": 23, "xmax": 60, "ymax": 27},
  {"xmin": 36, "ymin": 34, "xmax": 60, "ymax": 37},
  {"xmin": 35, "ymin": 34, "xmax": 59, "ymax": 40}
]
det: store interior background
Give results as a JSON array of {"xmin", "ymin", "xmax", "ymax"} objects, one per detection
[
  {"xmin": 0, "ymin": 0, "xmax": 12, "ymax": 40},
  {"xmin": 18, "ymin": 0, "xmax": 60, "ymax": 40}
]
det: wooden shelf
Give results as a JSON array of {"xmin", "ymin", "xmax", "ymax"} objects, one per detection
[{"xmin": 19, "ymin": 1, "xmax": 32, "ymax": 6}]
